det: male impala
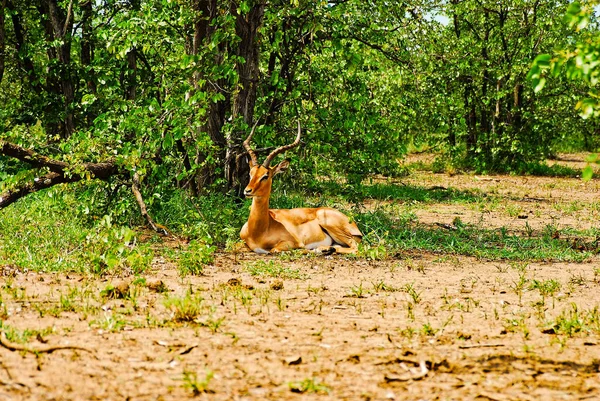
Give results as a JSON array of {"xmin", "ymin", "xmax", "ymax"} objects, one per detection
[{"xmin": 240, "ymin": 121, "xmax": 362, "ymax": 254}]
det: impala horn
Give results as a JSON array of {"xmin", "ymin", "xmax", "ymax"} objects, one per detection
[
  {"xmin": 262, "ymin": 121, "xmax": 302, "ymax": 167},
  {"xmin": 243, "ymin": 120, "xmax": 260, "ymax": 166}
]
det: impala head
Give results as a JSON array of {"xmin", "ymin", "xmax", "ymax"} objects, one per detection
[{"xmin": 243, "ymin": 121, "xmax": 301, "ymax": 198}]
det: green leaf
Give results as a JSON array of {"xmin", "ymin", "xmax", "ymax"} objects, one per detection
[
  {"xmin": 163, "ymin": 132, "xmax": 174, "ymax": 149},
  {"xmin": 533, "ymin": 54, "xmax": 551, "ymax": 69},
  {"xmin": 533, "ymin": 77, "xmax": 546, "ymax": 93}
]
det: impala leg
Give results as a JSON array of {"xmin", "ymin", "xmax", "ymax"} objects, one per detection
[
  {"xmin": 232, "ymin": 241, "xmax": 254, "ymax": 253},
  {"xmin": 312, "ymin": 246, "xmax": 336, "ymax": 255},
  {"xmin": 331, "ymin": 244, "xmax": 358, "ymax": 254},
  {"xmin": 327, "ymin": 232, "xmax": 361, "ymax": 254},
  {"xmin": 270, "ymin": 241, "xmax": 298, "ymax": 253}
]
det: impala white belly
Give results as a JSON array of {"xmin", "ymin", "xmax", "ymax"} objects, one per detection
[{"xmin": 305, "ymin": 233, "xmax": 333, "ymax": 250}]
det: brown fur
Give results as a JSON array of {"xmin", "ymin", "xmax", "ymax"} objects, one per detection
[{"xmin": 240, "ymin": 162, "xmax": 362, "ymax": 254}]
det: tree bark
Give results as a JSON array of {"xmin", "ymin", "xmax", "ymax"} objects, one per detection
[
  {"xmin": 46, "ymin": 0, "xmax": 75, "ymax": 138},
  {"xmin": 81, "ymin": 0, "xmax": 96, "ymax": 94},
  {"xmin": 226, "ymin": 3, "xmax": 265, "ymax": 196},
  {"xmin": 125, "ymin": 48, "xmax": 137, "ymax": 100},
  {"xmin": 189, "ymin": 0, "xmax": 227, "ymax": 192}
]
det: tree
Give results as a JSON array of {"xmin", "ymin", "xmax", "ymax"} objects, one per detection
[
  {"xmin": 529, "ymin": 1, "xmax": 600, "ymax": 175},
  {"xmin": 1, "ymin": 0, "xmax": 596, "ymax": 226}
]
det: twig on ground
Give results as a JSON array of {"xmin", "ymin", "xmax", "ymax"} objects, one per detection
[
  {"xmin": 0, "ymin": 332, "xmax": 93, "ymax": 354},
  {"xmin": 458, "ymin": 343, "xmax": 505, "ymax": 349}
]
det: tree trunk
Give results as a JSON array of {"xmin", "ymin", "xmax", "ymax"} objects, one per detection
[
  {"xmin": 512, "ymin": 83, "xmax": 523, "ymax": 131},
  {"xmin": 464, "ymin": 79, "xmax": 477, "ymax": 157},
  {"xmin": 80, "ymin": 0, "xmax": 97, "ymax": 127},
  {"xmin": 185, "ymin": 1, "xmax": 266, "ymax": 196},
  {"xmin": 190, "ymin": 0, "xmax": 228, "ymax": 192},
  {"xmin": 81, "ymin": 0, "xmax": 96, "ymax": 93},
  {"xmin": 226, "ymin": 3, "xmax": 265, "ymax": 197},
  {"xmin": 125, "ymin": 48, "xmax": 137, "ymax": 100},
  {"xmin": 46, "ymin": 0, "xmax": 75, "ymax": 138}
]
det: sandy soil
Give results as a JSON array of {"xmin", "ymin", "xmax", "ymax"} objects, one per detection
[{"xmin": 1, "ymin": 154, "xmax": 599, "ymax": 401}]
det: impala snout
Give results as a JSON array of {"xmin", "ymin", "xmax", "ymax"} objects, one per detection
[{"xmin": 244, "ymin": 187, "xmax": 253, "ymax": 197}]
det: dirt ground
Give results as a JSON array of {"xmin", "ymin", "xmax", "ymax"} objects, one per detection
[{"xmin": 1, "ymin": 154, "xmax": 600, "ymax": 401}]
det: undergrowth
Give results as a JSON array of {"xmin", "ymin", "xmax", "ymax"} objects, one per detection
[{"xmin": 0, "ymin": 177, "xmax": 594, "ymax": 275}]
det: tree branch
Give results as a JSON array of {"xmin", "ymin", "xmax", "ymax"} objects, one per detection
[
  {"xmin": 0, "ymin": 141, "xmax": 119, "ymax": 209},
  {"xmin": 131, "ymin": 172, "xmax": 168, "ymax": 235}
]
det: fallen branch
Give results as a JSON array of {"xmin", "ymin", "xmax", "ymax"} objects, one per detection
[
  {"xmin": 1, "ymin": 141, "xmax": 167, "ymax": 235},
  {"xmin": 131, "ymin": 172, "xmax": 169, "ymax": 235},
  {"xmin": 0, "ymin": 332, "xmax": 93, "ymax": 354},
  {"xmin": 0, "ymin": 140, "xmax": 118, "ymax": 210}
]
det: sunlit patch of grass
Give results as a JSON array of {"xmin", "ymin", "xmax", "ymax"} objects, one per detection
[
  {"xmin": 357, "ymin": 207, "xmax": 593, "ymax": 262},
  {"xmin": 0, "ymin": 186, "xmax": 152, "ymax": 274},
  {"xmin": 541, "ymin": 304, "xmax": 600, "ymax": 337}
]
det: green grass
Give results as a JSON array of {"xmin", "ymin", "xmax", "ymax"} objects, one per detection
[
  {"xmin": 542, "ymin": 304, "xmax": 600, "ymax": 337},
  {"xmin": 0, "ymin": 185, "xmax": 153, "ymax": 274},
  {"xmin": 302, "ymin": 180, "xmax": 484, "ymax": 204},
  {"xmin": 0, "ymin": 177, "xmax": 594, "ymax": 275},
  {"xmin": 358, "ymin": 208, "xmax": 593, "ymax": 262}
]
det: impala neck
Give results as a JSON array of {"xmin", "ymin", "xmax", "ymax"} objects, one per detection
[{"xmin": 248, "ymin": 194, "xmax": 273, "ymax": 233}]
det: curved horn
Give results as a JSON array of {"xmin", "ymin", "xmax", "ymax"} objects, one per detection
[
  {"xmin": 262, "ymin": 121, "xmax": 302, "ymax": 167},
  {"xmin": 243, "ymin": 120, "xmax": 260, "ymax": 166}
]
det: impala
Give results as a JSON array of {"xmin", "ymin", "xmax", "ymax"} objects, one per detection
[{"xmin": 240, "ymin": 121, "xmax": 363, "ymax": 254}]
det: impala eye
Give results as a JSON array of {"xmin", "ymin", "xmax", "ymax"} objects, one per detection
[{"xmin": 260, "ymin": 175, "xmax": 269, "ymax": 181}]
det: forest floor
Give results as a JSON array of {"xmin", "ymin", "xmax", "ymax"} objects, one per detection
[{"xmin": 1, "ymin": 154, "xmax": 600, "ymax": 401}]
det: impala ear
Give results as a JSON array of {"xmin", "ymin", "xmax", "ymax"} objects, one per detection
[{"xmin": 272, "ymin": 160, "xmax": 290, "ymax": 175}]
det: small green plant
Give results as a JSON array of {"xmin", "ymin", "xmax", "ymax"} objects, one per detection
[
  {"xmin": 182, "ymin": 368, "xmax": 214, "ymax": 395},
  {"xmin": 510, "ymin": 273, "xmax": 529, "ymax": 305},
  {"xmin": 503, "ymin": 316, "xmax": 530, "ymax": 339},
  {"xmin": 398, "ymin": 326, "xmax": 416, "ymax": 339},
  {"xmin": 421, "ymin": 322, "xmax": 437, "ymax": 336},
  {"xmin": 289, "ymin": 377, "xmax": 330, "ymax": 394},
  {"xmin": 568, "ymin": 272, "xmax": 587, "ymax": 287},
  {"xmin": 541, "ymin": 303, "xmax": 595, "ymax": 337},
  {"xmin": 164, "ymin": 291, "xmax": 205, "ymax": 322},
  {"xmin": 91, "ymin": 313, "xmax": 128, "ymax": 332},
  {"xmin": 406, "ymin": 302, "xmax": 415, "ymax": 320},
  {"xmin": 178, "ymin": 239, "xmax": 216, "ymax": 276},
  {"xmin": 525, "ymin": 221, "xmax": 534, "ymax": 238},
  {"xmin": 358, "ymin": 242, "xmax": 388, "ymax": 261},
  {"xmin": 404, "ymin": 282, "xmax": 421, "ymax": 304},
  {"xmin": 348, "ymin": 282, "xmax": 366, "ymax": 298},
  {"xmin": 529, "ymin": 279, "xmax": 561, "ymax": 299},
  {"xmin": 505, "ymin": 204, "xmax": 523, "ymax": 218},
  {"xmin": 510, "ymin": 261, "xmax": 529, "ymax": 273},
  {"xmin": 200, "ymin": 316, "xmax": 226, "ymax": 334}
]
